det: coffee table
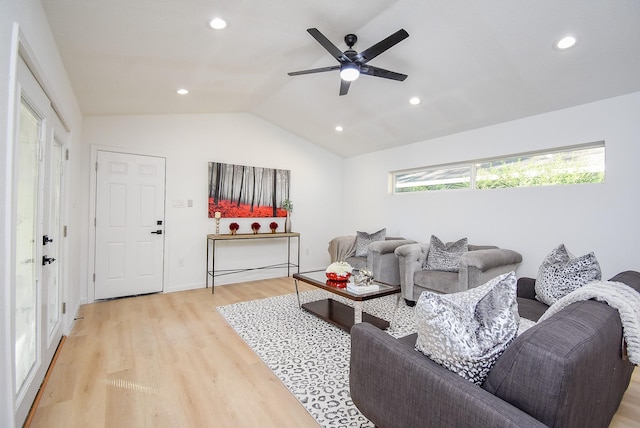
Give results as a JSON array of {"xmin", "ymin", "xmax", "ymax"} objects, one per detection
[{"xmin": 293, "ymin": 270, "xmax": 401, "ymax": 332}]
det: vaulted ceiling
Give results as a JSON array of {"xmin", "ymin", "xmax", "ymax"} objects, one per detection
[{"xmin": 42, "ymin": 0, "xmax": 640, "ymax": 157}]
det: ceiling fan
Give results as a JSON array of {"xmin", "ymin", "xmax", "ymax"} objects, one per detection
[{"xmin": 288, "ymin": 28, "xmax": 409, "ymax": 96}]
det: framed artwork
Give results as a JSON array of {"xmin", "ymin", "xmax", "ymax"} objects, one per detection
[{"xmin": 208, "ymin": 161, "xmax": 290, "ymax": 218}]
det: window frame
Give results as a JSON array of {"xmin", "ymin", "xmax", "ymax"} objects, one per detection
[{"xmin": 390, "ymin": 141, "xmax": 605, "ymax": 194}]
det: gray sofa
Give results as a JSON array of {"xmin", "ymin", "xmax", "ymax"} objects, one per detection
[
  {"xmin": 395, "ymin": 242, "xmax": 522, "ymax": 304},
  {"xmin": 350, "ymin": 271, "xmax": 640, "ymax": 428},
  {"xmin": 328, "ymin": 236, "xmax": 415, "ymax": 285}
]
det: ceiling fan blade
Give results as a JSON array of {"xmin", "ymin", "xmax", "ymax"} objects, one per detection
[
  {"xmin": 361, "ymin": 65, "xmax": 408, "ymax": 81},
  {"xmin": 339, "ymin": 79, "xmax": 351, "ymax": 96},
  {"xmin": 357, "ymin": 29, "xmax": 409, "ymax": 64},
  {"xmin": 307, "ymin": 28, "xmax": 350, "ymax": 63},
  {"xmin": 288, "ymin": 65, "xmax": 340, "ymax": 76}
]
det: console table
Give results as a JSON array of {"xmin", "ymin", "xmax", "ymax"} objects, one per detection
[{"xmin": 206, "ymin": 232, "xmax": 300, "ymax": 293}]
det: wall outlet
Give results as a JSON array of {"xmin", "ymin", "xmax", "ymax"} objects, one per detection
[{"xmin": 178, "ymin": 258, "xmax": 185, "ymax": 267}]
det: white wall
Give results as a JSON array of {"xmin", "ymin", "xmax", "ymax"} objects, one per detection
[
  {"xmin": 344, "ymin": 92, "xmax": 640, "ymax": 280},
  {"xmin": 1, "ymin": 0, "xmax": 83, "ymax": 426},
  {"xmin": 81, "ymin": 113, "xmax": 343, "ymax": 299}
]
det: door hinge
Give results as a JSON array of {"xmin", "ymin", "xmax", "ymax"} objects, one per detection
[
  {"xmin": 63, "ymin": 225, "xmax": 68, "ymax": 237},
  {"xmin": 62, "ymin": 302, "xmax": 66, "ymax": 314},
  {"xmin": 65, "ymin": 149, "xmax": 69, "ymax": 160},
  {"xmin": 95, "ymin": 161, "xmax": 98, "ymax": 171},
  {"xmin": 93, "ymin": 273, "xmax": 96, "ymax": 282},
  {"xmin": 94, "ymin": 218, "xmax": 96, "ymax": 227}
]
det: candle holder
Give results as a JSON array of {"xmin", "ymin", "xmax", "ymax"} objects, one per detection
[{"xmin": 214, "ymin": 211, "xmax": 221, "ymax": 235}]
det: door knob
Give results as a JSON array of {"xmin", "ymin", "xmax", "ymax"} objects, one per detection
[
  {"xmin": 150, "ymin": 230, "xmax": 163, "ymax": 235},
  {"xmin": 43, "ymin": 235, "xmax": 53, "ymax": 245},
  {"xmin": 42, "ymin": 255, "xmax": 56, "ymax": 265}
]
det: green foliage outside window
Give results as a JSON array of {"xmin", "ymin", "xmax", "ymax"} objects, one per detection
[{"xmin": 476, "ymin": 147, "xmax": 604, "ymax": 189}]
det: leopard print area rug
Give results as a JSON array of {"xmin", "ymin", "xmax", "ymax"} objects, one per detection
[{"xmin": 216, "ymin": 290, "xmax": 417, "ymax": 428}]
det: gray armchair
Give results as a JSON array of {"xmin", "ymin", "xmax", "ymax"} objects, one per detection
[
  {"xmin": 328, "ymin": 236, "xmax": 415, "ymax": 286},
  {"xmin": 395, "ymin": 242, "xmax": 522, "ymax": 304}
]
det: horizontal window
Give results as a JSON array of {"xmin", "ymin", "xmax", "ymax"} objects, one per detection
[{"xmin": 391, "ymin": 142, "xmax": 605, "ymax": 194}]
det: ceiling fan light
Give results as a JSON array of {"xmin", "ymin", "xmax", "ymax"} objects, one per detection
[
  {"xmin": 340, "ymin": 64, "xmax": 360, "ymax": 82},
  {"xmin": 208, "ymin": 17, "xmax": 227, "ymax": 30},
  {"xmin": 555, "ymin": 35, "xmax": 577, "ymax": 50}
]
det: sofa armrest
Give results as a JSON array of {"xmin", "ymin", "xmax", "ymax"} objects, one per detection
[
  {"xmin": 368, "ymin": 239, "xmax": 416, "ymax": 255},
  {"xmin": 461, "ymin": 249, "xmax": 522, "ymax": 271},
  {"xmin": 458, "ymin": 249, "xmax": 522, "ymax": 290},
  {"xmin": 516, "ymin": 277, "xmax": 537, "ymax": 299},
  {"xmin": 367, "ymin": 240, "xmax": 416, "ymax": 286},
  {"xmin": 350, "ymin": 323, "xmax": 546, "ymax": 428},
  {"xmin": 395, "ymin": 243, "xmax": 428, "ymax": 301}
]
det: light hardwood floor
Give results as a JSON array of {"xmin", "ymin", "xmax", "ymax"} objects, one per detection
[{"xmin": 31, "ymin": 277, "xmax": 639, "ymax": 428}]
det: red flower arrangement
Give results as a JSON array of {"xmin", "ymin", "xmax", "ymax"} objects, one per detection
[
  {"xmin": 251, "ymin": 222, "xmax": 261, "ymax": 234},
  {"xmin": 269, "ymin": 221, "xmax": 278, "ymax": 233},
  {"xmin": 229, "ymin": 222, "xmax": 240, "ymax": 235}
]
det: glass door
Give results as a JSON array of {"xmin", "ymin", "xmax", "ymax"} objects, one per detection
[
  {"xmin": 13, "ymin": 56, "xmax": 66, "ymax": 426},
  {"xmin": 14, "ymin": 97, "xmax": 41, "ymax": 402},
  {"xmin": 44, "ymin": 138, "xmax": 64, "ymax": 340}
]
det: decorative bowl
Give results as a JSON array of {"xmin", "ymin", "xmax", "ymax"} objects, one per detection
[
  {"xmin": 326, "ymin": 280, "xmax": 348, "ymax": 288},
  {"xmin": 326, "ymin": 272, "xmax": 351, "ymax": 282}
]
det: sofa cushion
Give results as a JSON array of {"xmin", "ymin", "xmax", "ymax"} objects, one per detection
[
  {"xmin": 535, "ymin": 244, "xmax": 601, "ymax": 306},
  {"xmin": 516, "ymin": 297, "xmax": 548, "ymax": 322},
  {"xmin": 425, "ymin": 235, "xmax": 468, "ymax": 272},
  {"xmin": 413, "ymin": 270, "xmax": 459, "ymax": 294},
  {"xmin": 355, "ymin": 228, "xmax": 386, "ymax": 257},
  {"xmin": 414, "ymin": 272, "xmax": 519, "ymax": 385}
]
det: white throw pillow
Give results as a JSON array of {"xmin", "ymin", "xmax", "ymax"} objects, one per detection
[
  {"xmin": 535, "ymin": 244, "xmax": 601, "ymax": 306},
  {"xmin": 414, "ymin": 272, "xmax": 519, "ymax": 385}
]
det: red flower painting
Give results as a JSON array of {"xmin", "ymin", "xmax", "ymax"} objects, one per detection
[{"xmin": 208, "ymin": 162, "xmax": 290, "ymax": 218}]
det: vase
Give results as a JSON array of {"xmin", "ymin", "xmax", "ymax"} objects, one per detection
[
  {"xmin": 285, "ymin": 212, "xmax": 292, "ymax": 233},
  {"xmin": 252, "ymin": 229, "xmax": 259, "ymax": 234},
  {"xmin": 230, "ymin": 229, "xmax": 237, "ymax": 235}
]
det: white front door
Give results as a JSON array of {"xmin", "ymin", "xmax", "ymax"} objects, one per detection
[{"xmin": 94, "ymin": 151, "xmax": 166, "ymax": 299}]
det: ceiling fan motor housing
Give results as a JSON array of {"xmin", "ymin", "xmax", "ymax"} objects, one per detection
[{"xmin": 344, "ymin": 34, "xmax": 358, "ymax": 48}]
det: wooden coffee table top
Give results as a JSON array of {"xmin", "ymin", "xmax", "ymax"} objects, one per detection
[{"xmin": 293, "ymin": 270, "xmax": 400, "ymax": 301}]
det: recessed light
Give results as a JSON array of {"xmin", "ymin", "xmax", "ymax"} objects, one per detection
[
  {"xmin": 177, "ymin": 89, "xmax": 189, "ymax": 95},
  {"xmin": 208, "ymin": 17, "xmax": 227, "ymax": 30},
  {"xmin": 555, "ymin": 35, "xmax": 577, "ymax": 50},
  {"xmin": 409, "ymin": 97, "xmax": 421, "ymax": 105},
  {"xmin": 335, "ymin": 125, "xmax": 344, "ymax": 132}
]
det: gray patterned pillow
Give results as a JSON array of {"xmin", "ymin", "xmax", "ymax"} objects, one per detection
[
  {"xmin": 415, "ymin": 272, "xmax": 519, "ymax": 385},
  {"xmin": 535, "ymin": 244, "xmax": 601, "ymax": 306},
  {"xmin": 354, "ymin": 228, "xmax": 386, "ymax": 257},
  {"xmin": 425, "ymin": 235, "xmax": 468, "ymax": 272}
]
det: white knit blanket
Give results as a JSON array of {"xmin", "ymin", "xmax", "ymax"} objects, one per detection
[{"xmin": 538, "ymin": 281, "xmax": 640, "ymax": 365}]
